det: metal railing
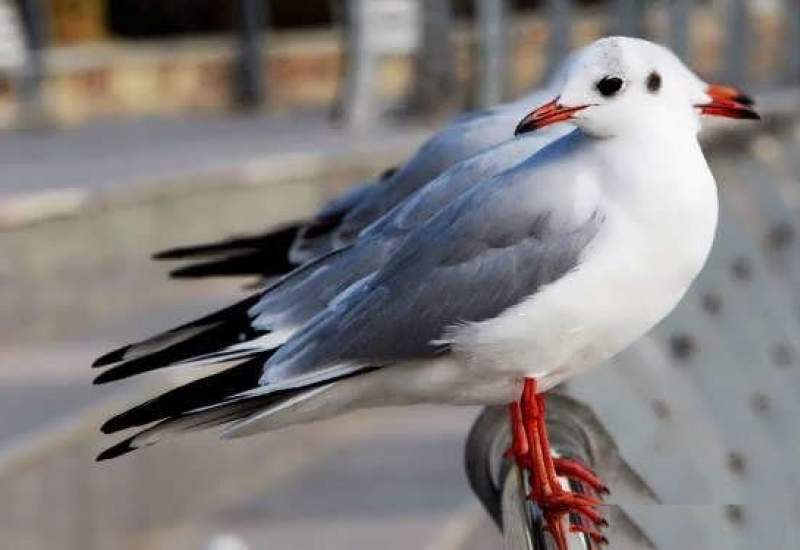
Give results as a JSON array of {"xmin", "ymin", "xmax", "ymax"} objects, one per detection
[{"xmin": 336, "ymin": 0, "xmax": 800, "ymax": 127}]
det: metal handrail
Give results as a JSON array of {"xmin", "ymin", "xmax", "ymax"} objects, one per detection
[
  {"xmin": 465, "ymin": 402, "xmax": 593, "ymax": 550},
  {"xmin": 465, "ymin": 396, "xmax": 660, "ymax": 549}
]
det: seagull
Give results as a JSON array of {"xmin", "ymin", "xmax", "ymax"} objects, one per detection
[
  {"xmin": 154, "ymin": 49, "xmax": 752, "ymax": 283},
  {"xmin": 95, "ymin": 37, "xmax": 758, "ymax": 549},
  {"xmin": 90, "ymin": 40, "xmax": 734, "ymax": 384},
  {"xmin": 151, "ymin": 71, "xmax": 582, "ymax": 280}
]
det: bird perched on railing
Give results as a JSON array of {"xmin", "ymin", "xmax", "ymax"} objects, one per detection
[{"xmin": 94, "ymin": 37, "xmax": 758, "ymax": 550}]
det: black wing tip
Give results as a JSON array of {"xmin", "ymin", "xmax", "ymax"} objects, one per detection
[
  {"xmin": 168, "ymin": 252, "xmax": 295, "ymax": 280},
  {"xmin": 152, "ymin": 248, "xmax": 187, "ymax": 260},
  {"xmin": 93, "ymin": 369, "xmax": 126, "ymax": 385},
  {"xmin": 168, "ymin": 263, "xmax": 231, "ymax": 279},
  {"xmin": 100, "ymin": 415, "xmax": 127, "ymax": 434},
  {"xmin": 96, "ymin": 437, "xmax": 138, "ymax": 461},
  {"xmin": 153, "ymin": 223, "xmax": 304, "ymax": 262},
  {"xmin": 92, "ymin": 346, "xmax": 131, "ymax": 368}
]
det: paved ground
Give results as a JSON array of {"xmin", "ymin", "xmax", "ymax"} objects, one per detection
[{"xmin": 142, "ymin": 406, "xmax": 504, "ymax": 550}]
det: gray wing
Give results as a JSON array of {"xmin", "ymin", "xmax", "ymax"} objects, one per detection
[
  {"xmin": 261, "ymin": 156, "xmax": 604, "ymax": 387},
  {"xmin": 334, "ymin": 93, "xmax": 562, "ymax": 243},
  {"xmin": 289, "ymin": 177, "xmax": 383, "ymax": 264},
  {"xmin": 249, "ymin": 136, "xmax": 551, "ymax": 332},
  {"xmin": 333, "ymin": 108, "xmax": 525, "ymax": 243}
]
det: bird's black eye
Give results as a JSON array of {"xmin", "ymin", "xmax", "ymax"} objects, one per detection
[
  {"xmin": 596, "ymin": 76, "xmax": 624, "ymax": 97},
  {"xmin": 646, "ymin": 71, "xmax": 662, "ymax": 93}
]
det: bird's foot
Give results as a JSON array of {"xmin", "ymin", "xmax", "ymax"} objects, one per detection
[
  {"xmin": 570, "ymin": 522, "xmax": 610, "ymax": 546},
  {"xmin": 553, "ymin": 456, "xmax": 610, "ymax": 497},
  {"xmin": 506, "ymin": 378, "xmax": 608, "ymax": 550},
  {"xmin": 536, "ymin": 488, "xmax": 608, "ymax": 549}
]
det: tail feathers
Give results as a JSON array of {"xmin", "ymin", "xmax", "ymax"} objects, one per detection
[
  {"xmin": 153, "ymin": 223, "xmax": 301, "ymax": 260},
  {"xmin": 168, "ymin": 250, "xmax": 294, "ymax": 279},
  {"xmin": 93, "ymin": 295, "xmax": 261, "ymax": 368},
  {"xmin": 155, "ymin": 224, "xmax": 300, "ymax": 279},
  {"xmin": 96, "ymin": 394, "xmax": 275, "ymax": 461},
  {"xmin": 97, "ymin": 367, "xmax": 378, "ymax": 461},
  {"xmin": 93, "ymin": 295, "xmax": 264, "ymax": 384},
  {"xmin": 101, "ymin": 355, "xmax": 270, "ymax": 434}
]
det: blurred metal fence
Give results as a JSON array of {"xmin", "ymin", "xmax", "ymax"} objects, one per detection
[
  {"xmin": 335, "ymin": 0, "xmax": 800, "ymax": 126},
  {"xmin": 542, "ymin": 0, "xmax": 800, "ymax": 85},
  {"xmin": 7, "ymin": 0, "xmax": 800, "ymax": 125}
]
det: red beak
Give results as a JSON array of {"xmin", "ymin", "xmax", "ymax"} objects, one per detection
[
  {"xmin": 699, "ymin": 84, "xmax": 759, "ymax": 120},
  {"xmin": 515, "ymin": 98, "xmax": 590, "ymax": 135},
  {"xmin": 706, "ymin": 84, "xmax": 755, "ymax": 107}
]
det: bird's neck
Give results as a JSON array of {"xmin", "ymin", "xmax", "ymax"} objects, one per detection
[{"xmin": 595, "ymin": 124, "xmax": 717, "ymax": 238}]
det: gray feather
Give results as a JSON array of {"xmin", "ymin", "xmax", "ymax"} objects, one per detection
[
  {"xmin": 262, "ymin": 132, "xmax": 604, "ymax": 386},
  {"xmin": 249, "ymin": 136, "xmax": 547, "ymax": 333},
  {"xmin": 334, "ymin": 109, "xmax": 529, "ymax": 243}
]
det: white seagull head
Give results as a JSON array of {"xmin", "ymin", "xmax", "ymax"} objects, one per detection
[{"xmin": 516, "ymin": 36, "xmax": 759, "ymax": 139}]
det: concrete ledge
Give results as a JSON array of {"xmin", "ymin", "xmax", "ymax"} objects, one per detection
[{"xmin": 0, "ymin": 117, "xmax": 429, "ymax": 232}]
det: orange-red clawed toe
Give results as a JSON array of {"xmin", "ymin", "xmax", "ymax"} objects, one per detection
[{"xmin": 506, "ymin": 378, "xmax": 609, "ymax": 550}]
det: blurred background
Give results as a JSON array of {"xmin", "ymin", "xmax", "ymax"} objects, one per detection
[{"xmin": 1, "ymin": 1, "xmax": 799, "ymax": 549}]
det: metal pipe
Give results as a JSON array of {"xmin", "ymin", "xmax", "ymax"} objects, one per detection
[
  {"xmin": 476, "ymin": 0, "xmax": 508, "ymax": 108},
  {"xmin": 724, "ymin": 0, "xmax": 749, "ymax": 86},
  {"xmin": 546, "ymin": 0, "xmax": 572, "ymax": 82},
  {"xmin": 18, "ymin": 0, "xmax": 47, "ymax": 119},
  {"xmin": 668, "ymin": 0, "xmax": 692, "ymax": 61},
  {"xmin": 235, "ymin": 0, "xmax": 266, "ymax": 108}
]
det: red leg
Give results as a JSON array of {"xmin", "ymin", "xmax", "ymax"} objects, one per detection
[
  {"xmin": 506, "ymin": 378, "xmax": 608, "ymax": 550},
  {"xmin": 505, "ymin": 402, "xmax": 530, "ymax": 467}
]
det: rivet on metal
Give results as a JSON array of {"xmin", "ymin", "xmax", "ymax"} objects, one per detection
[
  {"xmin": 730, "ymin": 257, "xmax": 753, "ymax": 281},
  {"xmin": 651, "ymin": 399, "xmax": 672, "ymax": 420},
  {"xmin": 766, "ymin": 222, "xmax": 795, "ymax": 250},
  {"xmin": 727, "ymin": 451, "xmax": 747, "ymax": 476},
  {"xmin": 750, "ymin": 392, "xmax": 770, "ymax": 415},
  {"xmin": 670, "ymin": 333, "xmax": 697, "ymax": 361},
  {"xmin": 771, "ymin": 344, "xmax": 795, "ymax": 368},
  {"xmin": 725, "ymin": 505, "xmax": 745, "ymax": 526},
  {"xmin": 701, "ymin": 292, "xmax": 723, "ymax": 315}
]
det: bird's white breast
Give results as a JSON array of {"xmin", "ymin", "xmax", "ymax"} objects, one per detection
[{"xmin": 449, "ymin": 134, "xmax": 719, "ymax": 400}]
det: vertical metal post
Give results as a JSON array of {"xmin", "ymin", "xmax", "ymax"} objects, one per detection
[
  {"xmin": 18, "ymin": 0, "xmax": 46, "ymax": 121},
  {"xmin": 784, "ymin": 0, "xmax": 800, "ymax": 84},
  {"xmin": 546, "ymin": 0, "xmax": 572, "ymax": 81},
  {"xmin": 614, "ymin": 0, "xmax": 646, "ymax": 38},
  {"xmin": 410, "ymin": 0, "xmax": 456, "ymax": 114},
  {"xmin": 668, "ymin": 0, "xmax": 691, "ymax": 61},
  {"xmin": 724, "ymin": 0, "xmax": 748, "ymax": 85},
  {"xmin": 338, "ymin": 0, "xmax": 373, "ymax": 127},
  {"xmin": 475, "ymin": 0, "xmax": 507, "ymax": 108},
  {"xmin": 235, "ymin": 0, "xmax": 266, "ymax": 108}
]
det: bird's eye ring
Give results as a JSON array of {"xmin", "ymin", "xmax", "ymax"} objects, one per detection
[{"xmin": 596, "ymin": 76, "xmax": 624, "ymax": 97}]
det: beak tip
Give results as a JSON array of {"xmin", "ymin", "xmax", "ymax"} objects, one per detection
[
  {"xmin": 514, "ymin": 123, "xmax": 531, "ymax": 136},
  {"xmin": 745, "ymin": 110, "xmax": 761, "ymax": 121},
  {"xmin": 735, "ymin": 93, "xmax": 756, "ymax": 107}
]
